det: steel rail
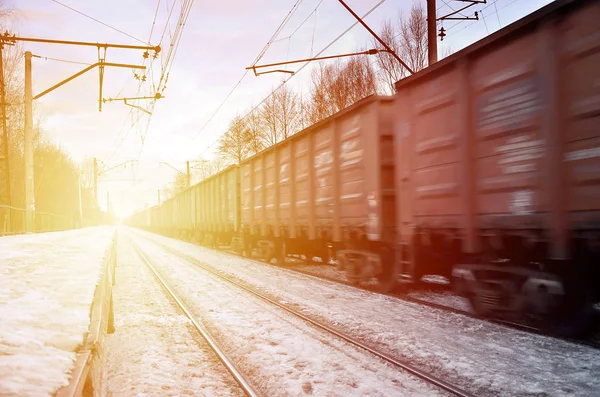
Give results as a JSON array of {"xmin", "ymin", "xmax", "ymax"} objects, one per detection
[
  {"xmin": 139, "ymin": 234, "xmax": 476, "ymax": 397},
  {"xmin": 132, "ymin": 229, "xmax": 600, "ymax": 350},
  {"xmin": 130, "ymin": 239, "xmax": 260, "ymax": 397}
]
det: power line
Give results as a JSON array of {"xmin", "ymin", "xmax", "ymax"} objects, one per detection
[
  {"xmin": 32, "ymin": 54, "xmax": 91, "ymax": 66},
  {"xmin": 274, "ymin": 0, "xmax": 324, "ymax": 44},
  {"xmin": 192, "ymin": 0, "xmax": 387, "ymax": 158},
  {"xmin": 494, "ymin": 0, "xmax": 503, "ymax": 27},
  {"xmin": 158, "ymin": 0, "xmax": 195, "ymax": 92},
  {"xmin": 445, "ymin": 0, "xmax": 522, "ymax": 38},
  {"xmin": 51, "ymin": 0, "xmax": 149, "ymax": 44},
  {"xmin": 481, "ymin": 10, "xmax": 490, "ymax": 34},
  {"xmin": 187, "ymin": 71, "xmax": 249, "ymax": 143},
  {"xmin": 148, "ymin": 0, "xmax": 162, "ymax": 43},
  {"xmin": 179, "ymin": 0, "xmax": 311, "ymax": 154},
  {"xmin": 131, "ymin": 0, "xmax": 195, "ymax": 174},
  {"xmin": 105, "ymin": 0, "xmax": 163, "ymax": 162},
  {"xmin": 252, "ymin": 0, "xmax": 305, "ymax": 67}
]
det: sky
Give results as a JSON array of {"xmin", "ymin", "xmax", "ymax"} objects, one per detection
[{"xmin": 11, "ymin": 0, "xmax": 554, "ymax": 218}]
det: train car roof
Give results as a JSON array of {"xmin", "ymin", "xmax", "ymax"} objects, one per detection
[
  {"xmin": 394, "ymin": 0, "xmax": 585, "ymax": 90},
  {"xmin": 239, "ymin": 94, "xmax": 394, "ymax": 165}
]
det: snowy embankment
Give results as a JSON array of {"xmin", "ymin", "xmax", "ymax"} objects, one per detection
[
  {"xmin": 105, "ymin": 236, "xmax": 245, "ymax": 397},
  {"xmin": 132, "ymin": 235, "xmax": 449, "ymax": 397},
  {"xmin": 0, "ymin": 227, "xmax": 115, "ymax": 397},
  {"xmin": 133, "ymin": 228, "xmax": 600, "ymax": 397}
]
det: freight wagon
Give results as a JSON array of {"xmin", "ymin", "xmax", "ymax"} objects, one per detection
[
  {"xmin": 129, "ymin": 0, "xmax": 600, "ymax": 334},
  {"xmin": 145, "ymin": 165, "xmax": 241, "ymax": 244},
  {"xmin": 235, "ymin": 95, "xmax": 397, "ymax": 290},
  {"xmin": 394, "ymin": 0, "xmax": 600, "ymax": 333}
]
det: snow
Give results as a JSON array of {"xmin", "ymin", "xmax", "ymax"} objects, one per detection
[
  {"xmin": 0, "ymin": 227, "xmax": 116, "ymax": 397},
  {"xmin": 105, "ymin": 236, "xmax": 244, "ymax": 397},
  {"xmin": 406, "ymin": 291, "xmax": 471, "ymax": 312},
  {"xmin": 131, "ymin": 234, "xmax": 450, "ymax": 397},
  {"xmin": 134, "ymin": 228, "xmax": 600, "ymax": 397}
]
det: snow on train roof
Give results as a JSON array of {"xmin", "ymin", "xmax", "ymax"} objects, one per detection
[{"xmin": 0, "ymin": 227, "xmax": 115, "ymax": 397}]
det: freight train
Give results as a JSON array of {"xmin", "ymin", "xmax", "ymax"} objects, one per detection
[{"xmin": 129, "ymin": 0, "xmax": 600, "ymax": 336}]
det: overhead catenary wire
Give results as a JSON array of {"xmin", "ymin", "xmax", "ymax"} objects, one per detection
[
  {"xmin": 481, "ymin": 10, "xmax": 490, "ymax": 34},
  {"xmin": 106, "ymin": 0, "xmax": 162, "ymax": 163},
  {"xmin": 181, "ymin": 0, "xmax": 312, "ymax": 152},
  {"xmin": 445, "ymin": 0, "xmax": 522, "ymax": 39},
  {"xmin": 446, "ymin": 0, "xmax": 502, "ymax": 32},
  {"xmin": 32, "ymin": 54, "xmax": 91, "ymax": 66},
  {"xmin": 494, "ymin": 0, "xmax": 502, "ymax": 27},
  {"xmin": 107, "ymin": 0, "xmax": 193, "ymax": 169},
  {"xmin": 135, "ymin": 0, "xmax": 195, "ymax": 170},
  {"xmin": 51, "ymin": 0, "xmax": 149, "ymax": 44},
  {"xmin": 157, "ymin": 0, "xmax": 195, "ymax": 92},
  {"xmin": 191, "ymin": 0, "xmax": 387, "ymax": 158},
  {"xmin": 273, "ymin": 0, "xmax": 325, "ymax": 44},
  {"xmin": 251, "ymin": 0, "xmax": 305, "ymax": 67}
]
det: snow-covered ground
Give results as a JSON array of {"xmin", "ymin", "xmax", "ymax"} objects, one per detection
[
  {"xmin": 0, "ymin": 227, "xmax": 115, "ymax": 397},
  {"xmin": 133, "ymin": 228, "xmax": 600, "ymax": 397},
  {"xmin": 287, "ymin": 263, "xmax": 471, "ymax": 312},
  {"xmin": 406, "ymin": 291, "xmax": 471, "ymax": 312},
  {"xmin": 131, "ymin": 234, "xmax": 450, "ymax": 397},
  {"xmin": 105, "ymin": 236, "xmax": 244, "ymax": 397}
]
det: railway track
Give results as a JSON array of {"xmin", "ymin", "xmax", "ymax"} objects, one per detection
[
  {"xmin": 132, "ymin": 232, "xmax": 476, "ymax": 397},
  {"xmin": 137, "ymin": 230, "xmax": 600, "ymax": 351},
  {"xmin": 277, "ymin": 263, "xmax": 600, "ymax": 351},
  {"xmin": 129, "ymin": 238, "xmax": 259, "ymax": 397}
]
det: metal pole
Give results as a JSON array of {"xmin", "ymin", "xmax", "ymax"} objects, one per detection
[
  {"xmin": 427, "ymin": 0, "xmax": 438, "ymax": 65},
  {"xmin": 158, "ymin": 190, "xmax": 161, "ymax": 205},
  {"xmin": 77, "ymin": 170, "xmax": 83, "ymax": 228},
  {"xmin": 0, "ymin": 45, "xmax": 11, "ymax": 231},
  {"xmin": 24, "ymin": 51, "xmax": 34, "ymax": 233},
  {"xmin": 337, "ymin": 0, "xmax": 414, "ymax": 74},
  {"xmin": 0, "ymin": 33, "xmax": 160, "ymax": 52},
  {"xmin": 186, "ymin": 161, "xmax": 191, "ymax": 189},
  {"xmin": 93, "ymin": 157, "xmax": 98, "ymax": 209}
]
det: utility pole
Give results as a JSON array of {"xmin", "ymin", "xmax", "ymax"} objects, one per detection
[
  {"xmin": 24, "ymin": 51, "xmax": 34, "ymax": 232},
  {"xmin": 186, "ymin": 161, "xmax": 191, "ymax": 189},
  {"xmin": 0, "ymin": 40, "xmax": 11, "ymax": 225},
  {"xmin": 93, "ymin": 157, "xmax": 99, "ymax": 209},
  {"xmin": 77, "ymin": 170, "xmax": 83, "ymax": 228},
  {"xmin": 159, "ymin": 161, "xmax": 193, "ymax": 189},
  {"xmin": 427, "ymin": 0, "xmax": 438, "ymax": 65}
]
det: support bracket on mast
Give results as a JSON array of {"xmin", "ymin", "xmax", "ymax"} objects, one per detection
[
  {"xmin": 102, "ymin": 93, "xmax": 163, "ymax": 115},
  {"xmin": 32, "ymin": 62, "xmax": 146, "ymax": 103}
]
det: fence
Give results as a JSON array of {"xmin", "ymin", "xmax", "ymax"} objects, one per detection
[{"xmin": 0, "ymin": 205, "xmax": 76, "ymax": 236}]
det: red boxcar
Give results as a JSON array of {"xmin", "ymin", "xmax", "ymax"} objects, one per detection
[
  {"xmin": 394, "ymin": 0, "xmax": 600, "ymax": 329},
  {"xmin": 194, "ymin": 165, "xmax": 240, "ymax": 246},
  {"xmin": 238, "ymin": 96, "xmax": 397, "ymax": 289}
]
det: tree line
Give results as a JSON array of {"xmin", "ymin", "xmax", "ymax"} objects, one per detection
[
  {"xmin": 168, "ymin": 4, "xmax": 439, "ymax": 196},
  {"xmin": 0, "ymin": 6, "xmax": 98, "ymax": 230}
]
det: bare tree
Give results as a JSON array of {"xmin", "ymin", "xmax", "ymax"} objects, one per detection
[
  {"xmin": 261, "ymin": 89, "xmax": 279, "ymax": 147},
  {"xmin": 243, "ymin": 108, "xmax": 265, "ymax": 155},
  {"xmin": 306, "ymin": 54, "xmax": 377, "ymax": 123},
  {"xmin": 191, "ymin": 157, "xmax": 228, "ymax": 183},
  {"xmin": 260, "ymin": 84, "xmax": 302, "ymax": 146},
  {"xmin": 166, "ymin": 172, "xmax": 188, "ymax": 198},
  {"xmin": 274, "ymin": 84, "xmax": 301, "ymax": 141},
  {"xmin": 440, "ymin": 44, "xmax": 455, "ymax": 60},
  {"xmin": 374, "ymin": 3, "xmax": 427, "ymax": 93},
  {"xmin": 217, "ymin": 115, "xmax": 252, "ymax": 165}
]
